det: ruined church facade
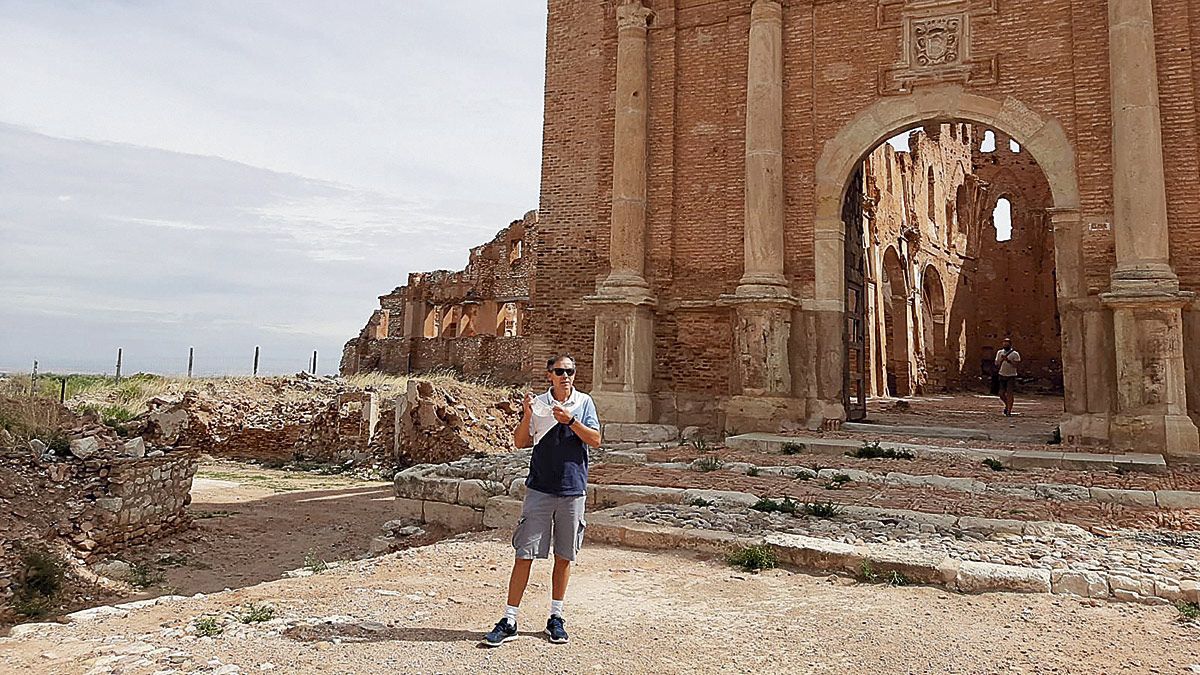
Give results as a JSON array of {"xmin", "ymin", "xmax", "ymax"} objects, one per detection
[{"xmin": 530, "ymin": 0, "xmax": 1200, "ymax": 457}]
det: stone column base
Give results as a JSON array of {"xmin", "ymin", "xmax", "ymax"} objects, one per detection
[
  {"xmin": 592, "ymin": 391, "xmax": 655, "ymax": 425},
  {"xmin": 585, "ymin": 289, "xmax": 656, "ymax": 424},
  {"xmin": 722, "ymin": 395, "xmax": 806, "ymax": 435},
  {"xmin": 1110, "ymin": 413, "xmax": 1200, "ymax": 459},
  {"xmin": 1058, "ymin": 412, "xmax": 1111, "ymax": 447},
  {"xmin": 1101, "ymin": 289, "xmax": 1200, "ymax": 458}
]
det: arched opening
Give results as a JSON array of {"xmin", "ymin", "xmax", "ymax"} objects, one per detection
[
  {"xmin": 823, "ymin": 95, "xmax": 1075, "ymax": 435},
  {"xmin": 993, "ymin": 197, "xmax": 1013, "ymax": 242}
]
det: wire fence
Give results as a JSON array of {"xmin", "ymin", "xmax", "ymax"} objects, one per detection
[{"xmin": 0, "ymin": 347, "xmax": 331, "ymax": 381}]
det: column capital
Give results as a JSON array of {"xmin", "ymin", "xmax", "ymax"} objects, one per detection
[{"xmin": 617, "ymin": 1, "xmax": 653, "ymax": 31}]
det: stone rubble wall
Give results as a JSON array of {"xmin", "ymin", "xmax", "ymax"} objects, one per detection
[{"xmin": 0, "ymin": 447, "xmax": 198, "ymax": 620}]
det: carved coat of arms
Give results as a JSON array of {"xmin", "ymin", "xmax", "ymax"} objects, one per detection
[{"xmin": 913, "ymin": 17, "xmax": 961, "ymax": 67}]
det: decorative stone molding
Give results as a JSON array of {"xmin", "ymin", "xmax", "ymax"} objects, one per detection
[{"xmin": 877, "ymin": 0, "xmax": 998, "ymax": 95}]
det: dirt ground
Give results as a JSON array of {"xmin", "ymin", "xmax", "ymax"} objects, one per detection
[
  {"xmin": 111, "ymin": 460, "xmax": 448, "ymax": 598},
  {"xmin": 2, "ymin": 533, "xmax": 1198, "ymax": 674}
]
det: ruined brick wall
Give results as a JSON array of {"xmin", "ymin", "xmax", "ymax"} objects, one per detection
[
  {"xmin": 342, "ymin": 211, "xmax": 537, "ymax": 384},
  {"xmin": 971, "ymin": 131, "xmax": 1062, "ymax": 390},
  {"xmin": 859, "ymin": 124, "xmax": 1063, "ymax": 395}
]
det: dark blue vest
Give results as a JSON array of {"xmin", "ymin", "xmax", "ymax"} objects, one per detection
[{"xmin": 525, "ymin": 422, "xmax": 589, "ymax": 497}]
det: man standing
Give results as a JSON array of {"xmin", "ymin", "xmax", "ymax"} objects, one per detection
[
  {"xmin": 995, "ymin": 337, "xmax": 1021, "ymax": 417},
  {"xmin": 482, "ymin": 355, "xmax": 601, "ymax": 647}
]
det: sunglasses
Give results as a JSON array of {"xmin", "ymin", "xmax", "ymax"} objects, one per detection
[{"xmin": 549, "ymin": 367, "xmax": 576, "ymax": 376}]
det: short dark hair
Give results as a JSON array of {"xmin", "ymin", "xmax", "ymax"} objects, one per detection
[{"xmin": 546, "ymin": 354, "xmax": 575, "ymax": 370}]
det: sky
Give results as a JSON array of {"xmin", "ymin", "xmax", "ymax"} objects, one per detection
[{"xmin": 0, "ymin": 1, "xmax": 547, "ymax": 376}]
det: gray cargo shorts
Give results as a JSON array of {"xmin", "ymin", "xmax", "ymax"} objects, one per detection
[{"xmin": 512, "ymin": 487, "xmax": 587, "ymax": 562}]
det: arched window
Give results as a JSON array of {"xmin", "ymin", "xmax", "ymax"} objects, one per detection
[
  {"xmin": 1009, "ymin": 139, "xmax": 1021, "ymax": 153},
  {"xmin": 980, "ymin": 130, "xmax": 996, "ymax": 153},
  {"xmin": 993, "ymin": 197, "xmax": 1013, "ymax": 242}
]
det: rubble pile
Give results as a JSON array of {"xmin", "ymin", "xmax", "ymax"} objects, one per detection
[
  {"xmin": 70, "ymin": 373, "xmax": 524, "ymax": 472},
  {"xmin": 396, "ymin": 379, "xmax": 524, "ymax": 466}
]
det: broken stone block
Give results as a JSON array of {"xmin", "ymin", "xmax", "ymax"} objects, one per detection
[
  {"xmin": 1051, "ymin": 570, "xmax": 1109, "ymax": 598},
  {"xmin": 28, "ymin": 438, "xmax": 47, "ymax": 454},
  {"xmin": 422, "ymin": 501, "xmax": 483, "ymax": 530},
  {"xmin": 368, "ymin": 536, "xmax": 397, "ymax": 556},
  {"xmin": 122, "ymin": 437, "xmax": 147, "ymax": 459},
  {"xmin": 955, "ymin": 561, "xmax": 1051, "ymax": 594},
  {"xmin": 483, "ymin": 496, "xmax": 523, "ymax": 529},
  {"xmin": 69, "ymin": 437, "xmax": 100, "ymax": 460},
  {"xmin": 457, "ymin": 479, "xmax": 506, "ymax": 508}
]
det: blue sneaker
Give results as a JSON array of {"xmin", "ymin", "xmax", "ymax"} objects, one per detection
[
  {"xmin": 482, "ymin": 618, "xmax": 517, "ymax": 647},
  {"xmin": 545, "ymin": 615, "xmax": 568, "ymax": 644}
]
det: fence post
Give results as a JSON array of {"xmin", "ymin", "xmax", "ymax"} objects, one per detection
[
  {"xmin": 253, "ymin": 346, "xmax": 260, "ymax": 377},
  {"xmin": 60, "ymin": 378, "xmax": 66, "ymax": 404},
  {"xmin": 312, "ymin": 350, "xmax": 318, "ymax": 375},
  {"xmin": 188, "ymin": 346, "xmax": 194, "ymax": 379},
  {"xmin": 115, "ymin": 348, "xmax": 123, "ymax": 383},
  {"xmin": 30, "ymin": 359, "xmax": 37, "ymax": 399}
]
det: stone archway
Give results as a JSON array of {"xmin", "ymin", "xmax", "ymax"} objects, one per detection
[{"xmin": 805, "ymin": 85, "xmax": 1090, "ymax": 431}]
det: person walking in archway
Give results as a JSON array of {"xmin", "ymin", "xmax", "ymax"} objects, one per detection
[
  {"xmin": 995, "ymin": 337, "xmax": 1021, "ymax": 417},
  {"xmin": 482, "ymin": 354, "xmax": 602, "ymax": 647}
]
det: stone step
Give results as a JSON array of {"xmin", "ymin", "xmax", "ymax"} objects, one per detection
[
  {"xmin": 583, "ymin": 510, "xmax": 1200, "ymax": 605},
  {"xmin": 843, "ymin": 421, "xmax": 992, "ymax": 441},
  {"xmin": 725, "ymin": 433, "xmax": 1168, "ymax": 474}
]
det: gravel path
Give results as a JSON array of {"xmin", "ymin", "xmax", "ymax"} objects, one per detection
[{"xmin": 3, "ymin": 532, "xmax": 1199, "ymax": 674}]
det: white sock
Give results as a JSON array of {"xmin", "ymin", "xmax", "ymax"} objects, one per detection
[
  {"xmin": 503, "ymin": 605, "xmax": 519, "ymax": 626},
  {"xmin": 550, "ymin": 599, "xmax": 564, "ymax": 618}
]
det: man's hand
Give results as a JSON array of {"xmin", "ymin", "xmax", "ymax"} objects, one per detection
[
  {"xmin": 551, "ymin": 403, "xmax": 572, "ymax": 425},
  {"xmin": 522, "ymin": 391, "xmax": 534, "ymax": 418}
]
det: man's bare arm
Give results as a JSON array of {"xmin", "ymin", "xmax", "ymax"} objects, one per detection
[{"xmin": 514, "ymin": 393, "xmax": 534, "ymax": 448}]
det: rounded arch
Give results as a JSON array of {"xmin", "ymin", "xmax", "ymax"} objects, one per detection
[{"xmin": 813, "ymin": 86, "xmax": 1079, "ymax": 311}]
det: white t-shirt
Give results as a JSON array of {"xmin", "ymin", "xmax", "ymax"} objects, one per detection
[
  {"xmin": 995, "ymin": 349, "xmax": 1021, "ymax": 377},
  {"xmin": 529, "ymin": 388, "xmax": 598, "ymax": 446}
]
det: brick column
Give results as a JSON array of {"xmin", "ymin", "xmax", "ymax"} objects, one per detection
[
  {"xmin": 1100, "ymin": 0, "xmax": 1198, "ymax": 457},
  {"xmin": 722, "ymin": 0, "xmax": 802, "ymax": 432},
  {"xmin": 586, "ymin": 0, "xmax": 656, "ymax": 423}
]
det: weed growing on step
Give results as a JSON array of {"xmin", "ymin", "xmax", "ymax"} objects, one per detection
[
  {"xmin": 825, "ymin": 474, "xmax": 852, "ymax": 490},
  {"xmin": 688, "ymin": 497, "xmax": 715, "ymax": 507},
  {"xmin": 689, "ymin": 437, "xmax": 710, "ymax": 452},
  {"xmin": 850, "ymin": 441, "xmax": 915, "ymax": 460},
  {"xmin": 781, "ymin": 442, "xmax": 806, "ymax": 455},
  {"xmin": 751, "ymin": 497, "xmax": 799, "ymax": 514},
  {"xmin": 194, "ymin": 615, "xmax": 223, "ymax": 637},
  {"xmin": 726, "ymin": 545, "xmax": 777, "ymax": 573},
  {"xmin": 238, "ymin": 603, "xmax": 276, "ymax": 624},
  {"xmin": 802, "ymin": 500, "xmax": 843, "ymax": 519},
  {"xmin": 303, "ymin": 550, "xmax": 328, "ymax": 574},
  {"xmin": 858, "ymin": 561, "xmax": 909, "ymax": 587},
  {"xmin": 127, "ymin": 562, "xmax": 164, "ymax": 589},
  {"xmin": 747, "ymin": 466, "xmax": 760, "ymax": 477},
  {"xmin": 1178, "ymin": 601, "xmax": 1200, "ymax": 623},
  {"xmin": 982, "ymin": 458, "xmax": 1006, "ymax": 471},
  {"xmin": 859, "ymin": 560, "xmax": 878, "ymax": 582},
  {"xmin": 1048, "ymin": 426, "xmax": 1063, "ymax": 445},
  {"xmin": 694, "ymin": 456, "xmax": 723, "ymax": 472},
  {"xmin": 12, "ymin": 547, "xmax": 66, "ymax": 617}
]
